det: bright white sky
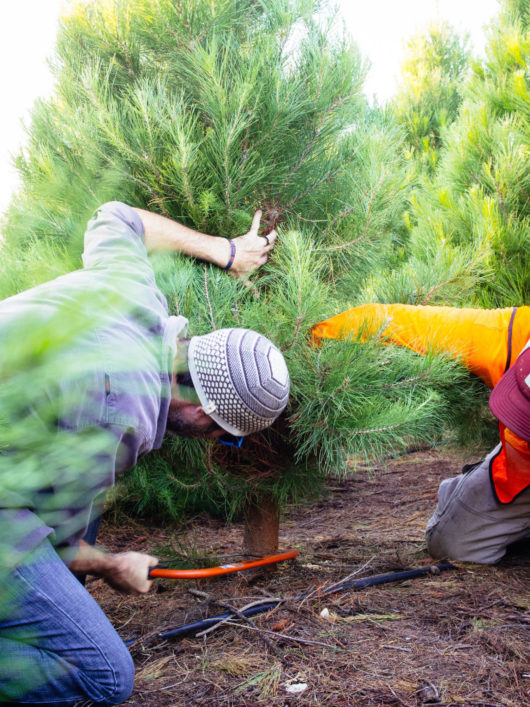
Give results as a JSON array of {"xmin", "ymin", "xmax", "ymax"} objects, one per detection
[{"xmin": 0, "ymin": 0, "xmax": 500, "ymax": 219}]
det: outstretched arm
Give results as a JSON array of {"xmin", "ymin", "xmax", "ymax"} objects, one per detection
[
  {"xmin": 69, "ymin": 540, "xmax": 158, "ymax": 595},
  {"xmin": 311, "ymin": 303, "xmax": 518, "ymax": 389},
  {"xmin": 132, "ymin": 208, "xmax": 276, "ymax": 279}
]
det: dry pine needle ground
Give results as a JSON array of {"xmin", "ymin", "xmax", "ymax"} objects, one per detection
[{"xmin": 90, "ymin": 450, "xmax": 529, "ymax": 706}]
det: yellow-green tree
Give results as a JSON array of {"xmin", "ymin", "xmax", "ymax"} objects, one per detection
[
  {"xmin": 368, "ymin": 0, "xmax": 529, "ymax": 309},
  {"xmin": 394, "ymin": 21, "xmax": 470, "ymax": 174}
]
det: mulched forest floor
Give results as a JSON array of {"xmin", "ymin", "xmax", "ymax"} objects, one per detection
[{"xmin": 90, "ymin": 449, "xmax": 530, "ymax": 706}]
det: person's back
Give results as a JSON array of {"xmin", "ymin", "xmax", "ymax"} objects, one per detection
[{"xmin": 312, "ymin": 302, "xmax": 530, "ymax": 563}]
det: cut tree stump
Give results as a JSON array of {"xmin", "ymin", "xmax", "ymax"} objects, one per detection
[{"xmin": 243, "ymin": 493, "xmax": 280, "ymax": 565}]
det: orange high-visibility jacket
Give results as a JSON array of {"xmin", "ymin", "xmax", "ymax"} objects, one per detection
[{"xmin": 311, "ymin": 304, "xmax": 530, "ymax": 504}]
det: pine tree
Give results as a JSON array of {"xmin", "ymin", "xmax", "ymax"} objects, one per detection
[
  {"xmin": 371, "ymin": 0, "xmax": 529, "ymax": 308},
  {"xmin": 1, "ymin": 0, "xmax": 486, "ymax": 554},
  {"xmin": 393, "ymin": 21, "xmax": 470, "ymax": 175}
]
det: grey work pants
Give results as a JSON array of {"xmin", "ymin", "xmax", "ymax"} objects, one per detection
[{"xmin": 426, "ymin": 445, "xmax": 530, "ymax": 564}]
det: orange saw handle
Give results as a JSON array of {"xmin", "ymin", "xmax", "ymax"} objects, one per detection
[{"xmin": 148, "ymin": 549, "xmax": 298, "ymax": 579}]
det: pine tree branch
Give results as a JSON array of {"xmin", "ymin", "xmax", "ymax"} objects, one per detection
[
  {"xmin": 284, "ymin": 166, "xmax": 343, "ymax": 210},
  {"xmin": 180, "ymin": 157, "xmax": 195, "ymax": 213},
  {"xmin": 203, "ymin": 264, "xmax": 217, "ymax": 329},
  {"xmin": 236, "ymin": 124, "xmax": 252, "ymax": 193},
  {"xmin": 83, "ymin": 85, "xmax": 176, "ymax": 215},
  {"xmin": 359, "ymin": 374, "xmax": 427, "ymax": 391},
  {"xmin": 136, "ymin": 140, "xmax": 182, "ymax": 208},
  {"xmin": 97, "ymin": 33, "xmax": 139, "ymax": 86},
  {"xmin": 130, "ymin": 172, "xmax": 172, "ymax": 216},
  {"xmin": 223, "ymin": 99, "xmax": 249, "ymax": 216},
  {"xmin": 71, "ymin": 122, "xmax": 171, "ymax": 215},
  {"xmin": 291, "ymin": 212, "xmax": 328, "ymax": 225},
  {"xmin": 283, "ymin": 315, "xmax": 304, "ymax": 351},
  {"xmin": 205, "ymin": 444, "xmax": 215, "ymax": 475},
  {"xmin": 248, "ymin": 112, "xmax": 280, "ymax": 154},
  {"xmin": 283, "ymin": 92, "xmax": 357, "ymax": 192},
  {"xmin": 327, "ymin": 205, "xmax": 356, "ymax": 230},
  {"xmin": 519, "ymin": 182, "xmax": 530, "ymax": 207},
  {"xmin": 168, "ymin": 1, "xmax": 209, "ymax": 45},
  {"xmin": 419, "ymin": 275, "xmax": 462, "ymax": 305},
  {"xmin": 322, "ymin": 168, "xmax": 390, "ymax": 250},
  {"xmin": 349, "ymin": 421, "xmax": 408, "ymax": 435},
  {"xmin": 167, "ymin": 472, "xmax": 201, "ymax": 489},
  {"xmin": 116, "ymin": 39, "xmax": 139, "ymax": 86},
  {"xmin": 282, "ymin": 229, "xmax": 309, "ymax": 352},
  {"xmin": 493, "ymin": 177, "xmax": 508, "ymax": 222},
  {"xmin": 381, "ymin": 375, "xmax": 425, "ymax": 388},
  {"xmin": 315, "ymin": 377, "xmax": 351, "ymax": 411},
  {"xmin": 318, "ymin": 233, "xmax": 365, "ymax": 252}
]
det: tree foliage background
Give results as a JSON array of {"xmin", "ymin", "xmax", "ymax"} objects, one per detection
[
  {"xmin": 371, "ymin": 0, "xmax": 529, "ymax": 310},
  {"xmin": 1, "ymin": 0, "xmax": 527, "ymax": 523},
  {"xmin": 393, "ymin": 21, "xmax": 470, "ymax": 175}
]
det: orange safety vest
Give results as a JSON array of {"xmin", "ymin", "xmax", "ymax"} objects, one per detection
[{"xmin": 311, "ymin": 304, "xmax": 530, "ymax": 504}]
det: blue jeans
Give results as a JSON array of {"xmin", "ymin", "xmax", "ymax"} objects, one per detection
[{"xmin": 0, "ymin": 539, "xmax": 134, "ymax": 705}]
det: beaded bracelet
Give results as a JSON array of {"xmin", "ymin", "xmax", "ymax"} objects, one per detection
[{"xmin": 224, "ymin": 239, "xmax": 236, "ymax": 271}]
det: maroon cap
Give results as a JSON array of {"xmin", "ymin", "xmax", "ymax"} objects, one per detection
[{"xmin": 489, "ymin": 346, "xmax": 530, "ymax": 441}]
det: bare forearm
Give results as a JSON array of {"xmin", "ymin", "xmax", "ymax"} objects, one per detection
[
  {"xmin": 69, "ymin": 540, "xmax": 158, "ymax": 594},
  {"xmin": 132, "ymin": 207, "xmax": 230, "ymax": 267},
  {"xmin": 132, "ymin": 207, "xmax": 275, "ymax": 279},
  {"xmin": 69, "ymin": 539, "xmax": 113, "ymax": 577}
]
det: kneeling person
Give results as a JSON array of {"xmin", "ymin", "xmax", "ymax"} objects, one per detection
[
  {"xmin": 312, "ymin": 303, "xmax": 530, "ymax": 564},
  {"xmin": 0, "ymin": 202, "xmax": 289, "ymax": 704}
]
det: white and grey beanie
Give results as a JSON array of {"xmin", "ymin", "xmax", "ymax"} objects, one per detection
[{"xmin": 187, "ymin": 328, "xmax": 290, "ymax": 436}]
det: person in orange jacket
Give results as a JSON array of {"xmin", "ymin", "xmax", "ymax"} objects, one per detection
[{"xmin": 311, "ymin": 303, "xmax": 530, "ymax": 564}]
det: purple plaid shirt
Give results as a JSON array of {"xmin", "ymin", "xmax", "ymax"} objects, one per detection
[{"xmin": 0, "ymin": 202, "xmax": 188, "ymax": 565}]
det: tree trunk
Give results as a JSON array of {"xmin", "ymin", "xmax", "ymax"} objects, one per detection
[{"xmin": 243, "ymin": 492, "xmax": 279, "ymax": 559}]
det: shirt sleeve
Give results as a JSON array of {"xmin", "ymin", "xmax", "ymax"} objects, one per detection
[
  {"xmin": 311, "ymin": 303, "xmax": 517, "ymax": 389},
  {"xmin": 82, "ymin": 201, "xmax": 155, "ymax": 286},
  {"xmin": 35, "ymin": 424, "xmax": 146, "ymax": 566}
]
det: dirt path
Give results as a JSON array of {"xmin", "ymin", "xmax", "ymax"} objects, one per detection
[{"xmin": 92, "ymin": 450, "xmax": 529, "ymax": 706}]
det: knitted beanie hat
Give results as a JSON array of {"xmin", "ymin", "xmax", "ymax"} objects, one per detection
[{"xmin": 188, "ymin": 328, "xmax": 290, "ymax": 436}]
